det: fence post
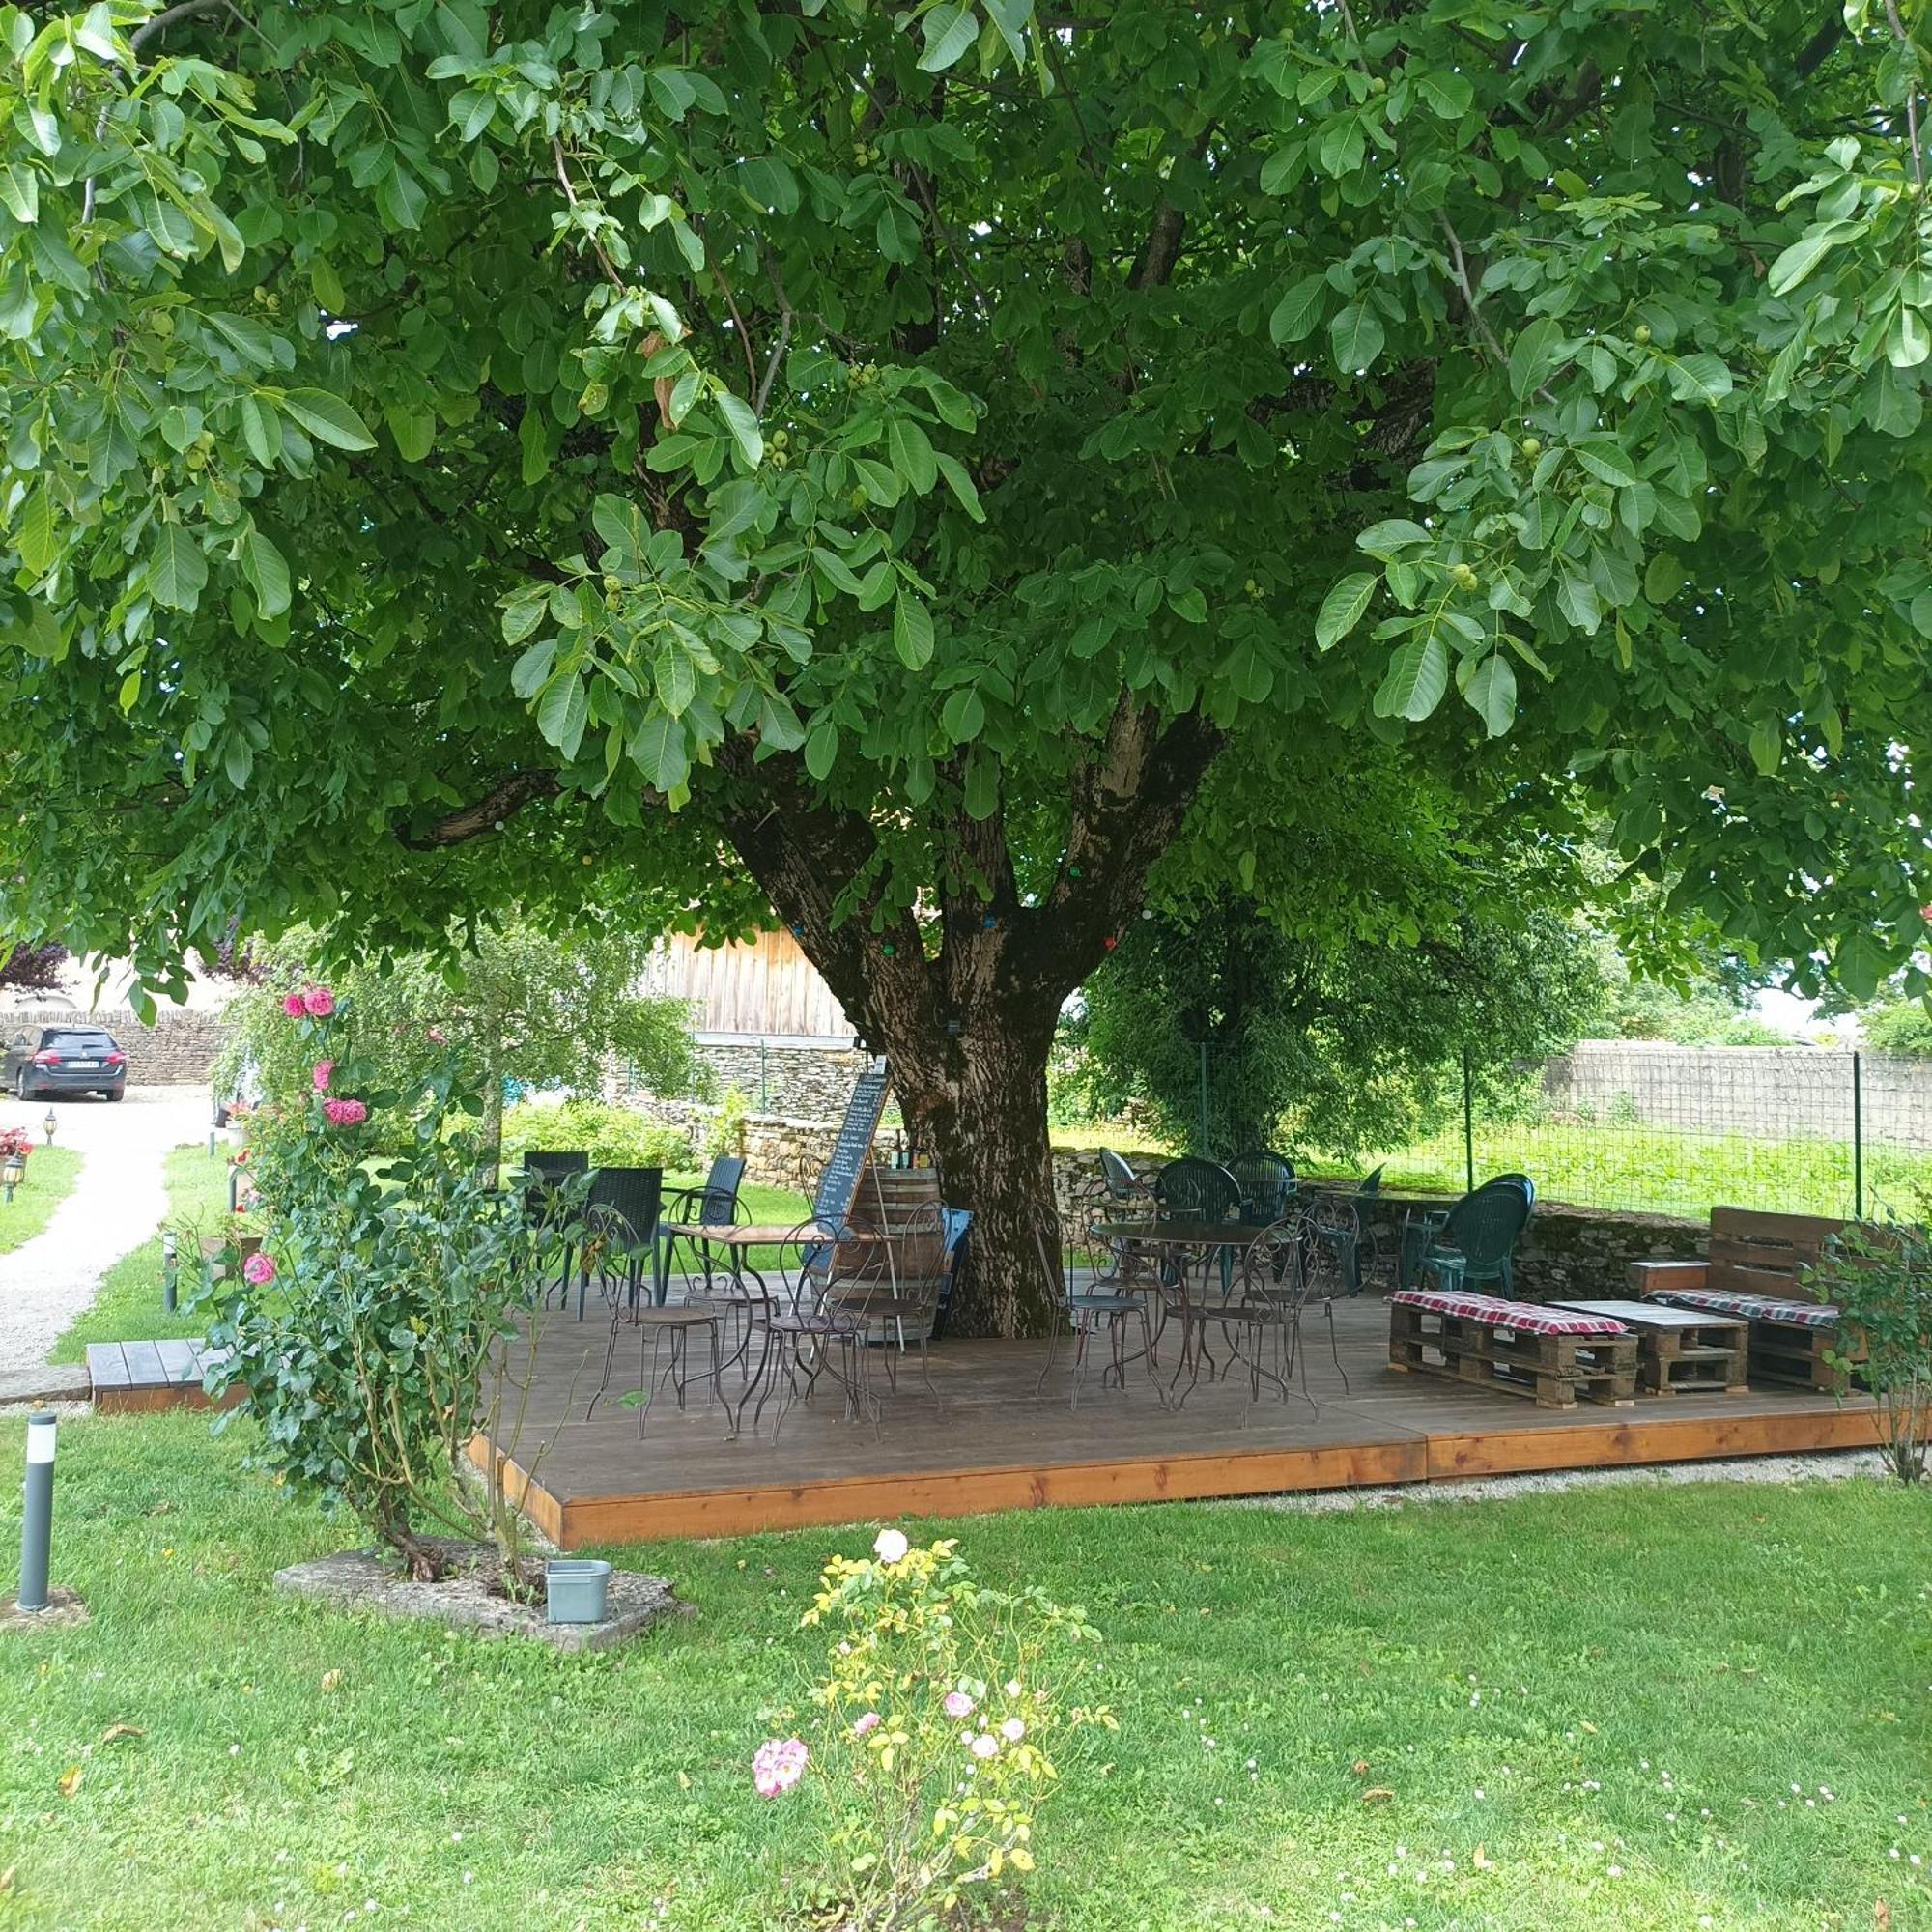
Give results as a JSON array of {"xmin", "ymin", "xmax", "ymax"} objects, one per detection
[
  {"xmin": 1852, "ymin": 1049, "xmax": 1864, "ymax": 1219},
  {"xmin": 1462, "ymin": 1046, "xmax": 1475, "ymax": 1194},
  {"xmin": 1197, "ymin": 1041, "xmax": 1210, "ymax": 1154}
]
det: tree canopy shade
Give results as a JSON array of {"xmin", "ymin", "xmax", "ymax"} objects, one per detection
[{"xmin": 4, "ymin": 0, "xmax": 1932, "ymax": 1329}]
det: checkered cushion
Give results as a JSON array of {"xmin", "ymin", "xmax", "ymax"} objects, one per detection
[
  {"xmin": 1390, "ymin": 1289, "xmax": 1628, "ymax": 1337},
  {"xmin": 1654, "ymin": 1288, "xmax": 1838, "ymax": 1330}
]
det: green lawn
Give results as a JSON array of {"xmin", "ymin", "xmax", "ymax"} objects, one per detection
[
  {"xmin": 47, "ymin": 1145, "xmax": 235, "ymax": 1363},
  {"xmin": 0, "ymin": 1411, "xmax": 1923, "ymax": 1931},
  {"xmin": 0, "ymin": 1144, "xmax": 80, "ymax": 1256}
]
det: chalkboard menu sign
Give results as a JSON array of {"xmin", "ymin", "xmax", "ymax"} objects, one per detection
[{"xmin": 811, "ymin": 1058, "xmax": 891, "ymax": 1230}]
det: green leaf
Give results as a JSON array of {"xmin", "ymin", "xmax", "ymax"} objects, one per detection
[
  {"xmin": 279, "ymin": 388, "xmax": 377, "ymax": 452},
  {"xmin": 14, "ymin": 485, "xmax": 55, "ymax": 575},
  {"xmin": 118, "ymin": 668, "xmax": 142, "ymax": 713},
  {"xmin": 1356, "ymin": 519, "xmax": 1431, "ymax": 560},
  {"xmin": 240, "ymin": 395, "xmax": 280, "ymax": 468},
  {"xmin": 1887, "ymin": 306, "xmax": 1930, "ymax": 370},
  {"xmin": 591, "ymin": 493, "xmax": 648, "ymax": 562},
  {"xmin": 631, "ymin": 712, "xmax": 691, "ymax": 794},
  {"xmin": 933, "ymin": 452, "xmax": 984, "ymax": 521},
  {"xmin": 1833, "ymin": 928, "xmax": 1888, "ymax": 1002},
  {"xmin": 962, "ymin": 752, "xmax": 999, "ymax": 821},
  {"xmin": 0, "ymin": 163, "xmax": 37, "ymax": 224},
  {"xmin": 1748, "ymin": 716, "xmax": 1782, "ymax": 776},
  {"xmin": 1464, "ymin": 651, "xmax": 1516, "ymax": 737},
  {"xmin": 239, "ymin": 527, "xmax": 290, "ymax": 617},
  {"xmin": 1374, "ymin": 634, "xmax": 1448, "ymax": 722},
  {"xmin": 1508, "ymin": 317, "xmax": 1565, "ymax": 400},
  {"xmin": 1417, "ymin": 69, "xmax": 1473, "ymax": 119},
  {"xmin": 1315, "ymin": 572, "xmax": 1378, "ymax": 650},
  {"xmin": 1572, "ymin": 440, "xmax": 1642, "ymax": 489},
  {"xmin": 535, "ymin": 675, "xmax": 588, "ymax": 761},
  {"xmin": 384, "ymin": 405, "xmax": 435, "ymax": 462},
  {"xmin": 918, "ymin": 2, "xmax": 979, "ymax": 71},
  {"xmin": 149, "ymin": 525, "xmax": 207, "ymax": 612},
  {"xmin": 894, "ymin": 590, "xmax": 935, "ymax": 669},
  {"xmin": 1670, "ymin": 352, "xmax": 1734, "ymax": 403},
  {"xmin": 1329, "ymin": 302, "xmax": 1384, "ymax": 374},
  {"xmin": 888, "ymin": 417, "xmax": 938, "ymax": 494},
  {"xmin": 804, "ymin": 718, "xmax": 839, "ymax": 780},
  {"xmin": 73, "ymin": 3, "xmax": 118, "ymax": 59},
  {"xmin": 1766, "ymin": 220, "xmax": 1861, "ymax": 297},
  {"xmin": 716, "ymin": 391, "xmax": 764, "ymax": 469},
  {"xmin": 654, "ymin": 643, "xmax": 696, "ymax": 717},
  {"xmin": 509, "ymin": 637, "xmax": 555, "ymax": 696},
  {"xmin": 941, "ymin": 688, "xmax": 985, "ymax": 743},
  {"xmin": 1268, "ymin": 274, "xmax": 1327, "ymax": 345},
  {"xmin": 223, "ymin": 736, "xmax": 253, "ymax": 790},
  {"xmin": 1643, "ymin": 553, "xmax": 1687, "ymax": 605}
]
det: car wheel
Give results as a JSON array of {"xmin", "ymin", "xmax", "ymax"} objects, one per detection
[
  {"xmin": 104, "ymin": 1088, "xmax": 124, "ymax": 1102},
  {"xmin": 13, "ymin": 1070, "xmax": 27, "ymax": 1102}
]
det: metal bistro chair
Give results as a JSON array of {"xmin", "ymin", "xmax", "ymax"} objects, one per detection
[
  {"xmin": 577, "ymin": 1165, "xmax": 664, "ymax": 1320},
  {"xmin": 657, "ymin": 1154, "xmax": 748, "ymax": 1303},
  {"xmin": 1346, "ymin": 1163, "xmax": 1385, "ymax": 1294},
  {"xmin": 1227, "ymin": 1149, "xmax": 1297, "ymax": 1226},
  {"xmin": 1096, "ymin": 1148, "xmax": 1154, "ymax": 1207},
  {"xmin": 750, "ymin": 1216, "xmax": 883, "ymax": 1439},
  {"xmin": 1421, "ymin": 1176, "xmax": 1535, "ymax": 1296},
  {"xmin": 1034, "ymin": 1213, "xmax": 1162, "ymax": 1409},
  {"xmin": 1151, "ymin": 1155, "xmax": 1243, "ymax": 1346},
  {"xmin": 1225, "ymin": 1204, "xmax": 1352, "ymax": 1424},
  {"xmin": 824, "ymin": 1198, "xmax": 950, "ymax": 1401}
]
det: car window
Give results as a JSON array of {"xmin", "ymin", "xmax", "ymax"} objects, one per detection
[{"xmin": 42, "ymin": 1030, "xmax": 118, "ymax": 1052}]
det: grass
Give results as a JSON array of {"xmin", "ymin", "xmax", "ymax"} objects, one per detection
[
  {"xmin": 1298, "ymin": 1122, "xmax": 1932, "ymax": 1222},
  {"xmin": 0, "ymin": 1145, "xmax": 80, "ymax": 1257},
  {"xmin": 0, "ymin": 1412, "xmax": 1923, "ymax": 1932}
]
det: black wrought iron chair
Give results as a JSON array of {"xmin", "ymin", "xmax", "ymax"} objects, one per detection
[
  {"xmin": 1227, "ymin": 1150, "xmax": 1297, "ymax": 1226},
  {"xmin": 658, "ymin": 1153, "xmax": 749, "ymax": 1306},
  {"xmin": 1097, "ymin": 1148, "xmax": 1153, "ymax": 1206},
  {"xmin": 749, "ymin": 1216, "xmax": 884, "ymax": 1438},
  {"xmin": 576, "ymin": 1164, "xmax": 664, "ymax": 1320},
  {"xmin": 521, "ymin": 1150, "xmax": 588, "ymax": 1302},
  {"xmin": 1153, "ymin": 1156, "xmax": 1241, "ymax": 1222},
  {"xmin": 1224, "ymin": 1204, "xmax": 1351, "ymax": 1423},
  {"xmin": 825, "ymin": 1198, "xmax": 950, "ymax": 1400},
  {"xmin": 1033, "ymin": 1214, "xmax": 1162, "ymax": 1409}
]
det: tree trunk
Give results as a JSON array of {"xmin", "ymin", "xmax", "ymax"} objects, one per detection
[{"xmin": 891, "ymin": 1017, "xmax": 1063, "ymax": 1339}]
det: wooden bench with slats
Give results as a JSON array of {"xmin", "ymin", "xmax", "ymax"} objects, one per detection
[{"xmin": 1627, "ymin": 1205, "xmax": 1861, "ymax": 1392}]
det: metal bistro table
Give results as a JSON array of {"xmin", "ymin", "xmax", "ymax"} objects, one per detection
[{"xmin": 1090, "ymin": 1217, "xmax": 1280, "ymax": 1408}]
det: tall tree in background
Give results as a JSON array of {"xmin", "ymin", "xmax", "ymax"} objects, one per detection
[{"xmin": 3, "ymin": 1, "xmax": 1930, "ymax": 1330}]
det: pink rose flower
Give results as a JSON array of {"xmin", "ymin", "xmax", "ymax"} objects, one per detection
[
  {"xmin": 282, "ymin": 993, "xmax": 307, "ymax": 1018},
  {"xmin": 312, "ymin": 1060, "xmax": 334, "ymax": 1094},
  {"xmin": 302, "ymin": 985, "xmax": 336, "ymax": 1017},
  {"xmin": 752, "ymin": 1737, "xmax": 808, "ymax": 1799},
  {"xmin": 943, "ymin": 1690, "xmax": 975, "ymax": 1719},
  {"xmin": 242, "ymin": 1251, "xmax": 277, "ymax": 1287},
  {"xmin": 969, "ymin": 1733, "xmax": 999, "ymax": 1759},
  {"xmin": 427, "ymin": 1027, "xmax": 447, "ymax": 1046},
  {"xmin": 1000, "ymin": 1718, "xmax": 1025, "ymax": 1743},
  {"xmin": 852, "ymin": 1712, "xmax": 881, "ymax": 1738},
  {"xmin": 323, "ymin": 1097, "xmax": 369, "ymax": 1126}
]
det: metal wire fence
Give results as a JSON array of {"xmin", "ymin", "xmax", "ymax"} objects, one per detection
[{"xmin": 1344, "ymin": 1043, "xmax": 1932, "ymax": 1222}]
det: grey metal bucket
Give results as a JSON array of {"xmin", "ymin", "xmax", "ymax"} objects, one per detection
[{"xmin": 545, "ymin": 1558, "xmax": 611, "ymax": 1624}]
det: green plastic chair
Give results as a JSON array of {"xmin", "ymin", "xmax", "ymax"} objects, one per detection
[{"xmin": 1424, "ymin": 1177, "xmax": 1534, "ymax": 1295}]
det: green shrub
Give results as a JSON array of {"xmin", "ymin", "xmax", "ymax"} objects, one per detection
[
  {"xmin": 1861, "ymin": 999, "xmax": 1932, "ymax": 1058},
  {"xmin": 1812, "ymin": 1220, "xmax": 1932, "ymax": 1484},
  {"xmin": 703, "ymin": 1085, "xmax": 753, "ymax": 1163},
  {"xmin": 500, "ymin": 1098, "xmax": 690, "ymax": 1171}
]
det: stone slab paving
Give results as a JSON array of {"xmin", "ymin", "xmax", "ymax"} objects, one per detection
[{"xmin": 0, "ymin": 1087, "xmax": 211, "ymax": 1373}]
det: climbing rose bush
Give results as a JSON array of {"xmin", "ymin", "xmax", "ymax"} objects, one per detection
[
  {"xmin": 192, "ymin": 990, "xmax": 568, "ymax": 1578},
  {"xmin": 754, "ymin": 1533, "xmax": 1113, "ymax": 1928}
]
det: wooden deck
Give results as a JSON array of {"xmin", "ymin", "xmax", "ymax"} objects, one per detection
[
  {"xmin": 85, "ymin": 1339, "xmax": 237, "ymax": 1415},
  {"xmin": 474, "ymin": 1294, "xmax": 1881, "ymax": 1548}
]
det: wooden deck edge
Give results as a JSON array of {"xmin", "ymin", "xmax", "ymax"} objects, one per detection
[
  {"xmin": 91, "ymin": 1383, "xmax": 243, "ymax": 1416},
  {"xmin": 1424, "ymin": 1403, "xmax": 1881, "ymax": 1480},
  {"xmin": 484, "ymin": 1399, "xmax": 1887, "ymax": 1548}
]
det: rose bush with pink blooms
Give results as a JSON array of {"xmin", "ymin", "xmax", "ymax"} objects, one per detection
[
  {"xmin": 754, "ymin": 1533, "xmax": 1115, "ymax": 1928},
  {"xmin": 190, "ymin": 986, "xmax": 579, "ymax": 1584}
]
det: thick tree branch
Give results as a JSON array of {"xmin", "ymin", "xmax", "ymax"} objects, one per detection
[{"xmin": 397, "ymin": 772, "xmax": 559, "ymax": 850}]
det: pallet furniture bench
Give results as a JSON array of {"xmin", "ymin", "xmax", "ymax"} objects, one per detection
[
  {"xmin": 1548, "ymin": 1298, "xmax": 1748, "ymax": 1396},
  {"xmin": 1627, "ymin": 1205, "xmax": 1860, "ymax": 1393},
  {"xmin": 1388, "ymin": 1289, "xmax": 1638, "ymax": 1410}
]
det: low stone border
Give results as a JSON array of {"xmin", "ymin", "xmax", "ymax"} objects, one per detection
[{"xmin": 275, "ymin": 1539, "xmax": 681, "ymax": 1653}]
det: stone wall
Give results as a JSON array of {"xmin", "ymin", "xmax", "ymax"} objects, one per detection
[
  {"xmin": 1543, "ymin": 1039, "xmax": 1932, "ymax": 1150},
  {"xmin": 1, "ymin": 1004, "xmax": 228, "ymax": 1085}
]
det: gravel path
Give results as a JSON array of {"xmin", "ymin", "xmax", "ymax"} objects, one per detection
[{"xmin": 0, "ymin": 1087, "xmax": 210, "ymax": 1372}]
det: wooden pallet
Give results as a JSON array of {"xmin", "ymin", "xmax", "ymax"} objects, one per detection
[
  {"xmin": 1639, "ymin": 1318, "xmax": 1748, "ymax": 1395},
  {"xmin": 1747, "ymin": 1321, "xmax": 1858, "ymax": 1394},
  {"xmin": 1389, "ymin": 1304, "xmax": 1638, "ymax": 1410}
]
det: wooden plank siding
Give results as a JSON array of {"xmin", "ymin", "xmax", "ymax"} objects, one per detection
[{"xmin": 641, "ymin": 930, "xmax": 854, "ymax": 1040}]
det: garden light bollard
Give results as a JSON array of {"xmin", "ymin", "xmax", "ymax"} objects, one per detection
[
  {"xmin": 17, "ymin": 1411, "xmax": 55, "ymax": 1614},
  {"xmin": 162, "ymin": 1230, "xmax": 178, "ymax": 1316}
]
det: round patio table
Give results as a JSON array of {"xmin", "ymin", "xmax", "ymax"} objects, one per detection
[{"xmin": 1089, "ymin": 1217, "xmax": 1281, "ymax": 1408}]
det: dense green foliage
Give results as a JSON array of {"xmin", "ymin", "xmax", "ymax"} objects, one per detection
[
  {"xmin": 498, "ymin": 1094, "xmax": 690, "ymax": 1171},
  {"xmin": 213, "ymin": 917, "xmax": 696, "ymax": 1147},
  {"xmin": 1861, "ymin": 997, "xmax": 1932, "ymax": 1056},
  {"xmin": 1062, "ymin": 891, "xmax": 1604, "ymax": 1155},
  {"xmin": 1814, "ymin": 1218, "xmax": 1932, "ymax": 1482},
  {"xmin": 1, "ymin": 1411, "xmax": 1926, "ymax": 1928},
  {"xmin": 4, "ymin": 0, "xmax": 1931, "ymax": 1319}
]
